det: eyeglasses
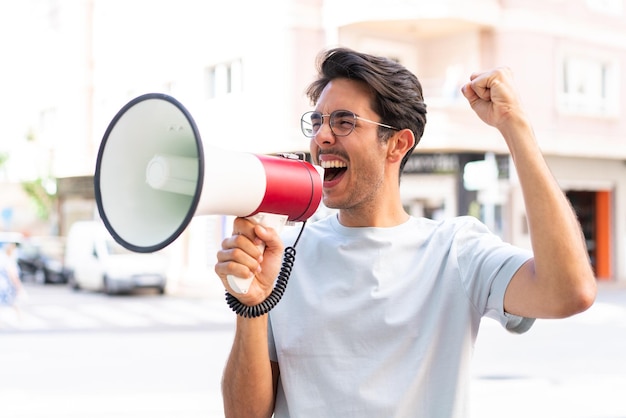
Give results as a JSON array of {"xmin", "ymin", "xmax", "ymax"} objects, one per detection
[{"xmin": 301, "ymin": 109, "xmax": 399, "ymax": 138}]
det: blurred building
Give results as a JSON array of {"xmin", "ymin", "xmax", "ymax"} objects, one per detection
[{"xmin": 2, "ymin": 0, "xmax": 625, "ymax": 287}]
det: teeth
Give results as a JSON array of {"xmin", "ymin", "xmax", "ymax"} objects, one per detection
[{"xmin": 320, "ymin": 160, "xmax": 347, "ymax": 169}]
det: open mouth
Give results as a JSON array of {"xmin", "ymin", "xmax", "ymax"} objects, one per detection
[
  {"xmin": 320, "ymin": 160, "xmax": 347, "ymax": 184},
  {"xmin": 324, "ymin": 167, "xmax": 346, "ymax": 182}
]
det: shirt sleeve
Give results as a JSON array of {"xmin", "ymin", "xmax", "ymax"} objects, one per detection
[
  {"xmin": 455, "ymin": 216, "xmax": 535, "ymax": 334},
  {"xmin": 486, "ymin": 253, "xmax": 536, "ymax": 333}
]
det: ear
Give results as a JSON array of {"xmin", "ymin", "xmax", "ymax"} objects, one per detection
[{"xmin": 387, "ymin": 129, "xmax": 415, "ymax": 163}]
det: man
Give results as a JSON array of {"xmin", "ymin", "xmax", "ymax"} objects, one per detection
[{"xmin": 215, "ymin": 47, "xmax": 596, "ymax": 417}]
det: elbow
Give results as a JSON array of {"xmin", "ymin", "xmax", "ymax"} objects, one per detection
[
  {"xmin": 553, "ymin": 276, "xmax": 597, "ymax": 318},
  {"xmin": 576, "ymin": 278, "xmax": 598, "ymax": 313}
]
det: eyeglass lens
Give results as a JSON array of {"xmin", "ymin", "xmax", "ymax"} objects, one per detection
[{"xmin": 302, "ymin": 110, "xmax": 357, "ymax": 137}]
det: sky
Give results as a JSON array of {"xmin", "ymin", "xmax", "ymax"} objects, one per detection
[
  {"xmin": 0, "ymin": 1, "xmax": 53, "ymax": 180},
  {"xmin": 1, "ymin": 2, "xmax": 44, "ymax": 146}
]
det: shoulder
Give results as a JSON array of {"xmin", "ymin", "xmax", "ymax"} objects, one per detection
[
  {"xmin": 439, "ymin": 216, "xmax": 498, "ymax": 239},
  {"xmin": 442, "ymin": 215, "xmax": 488, "ymax": 230},
  {"xmin": 415, "ymin": 215, "xmax": 493, "ymax": 240}
]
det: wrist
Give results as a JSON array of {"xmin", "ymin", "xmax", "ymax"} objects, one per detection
[{"xmin": 497, "ymin": 110, "xmax": 533, "ymax": 140}]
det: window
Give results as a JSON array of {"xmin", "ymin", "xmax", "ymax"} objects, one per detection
[
  {"xmin": 558, "ymin": 54, "xmax": 620, "ymax": 117},
  {"xmin": 585, "ymin": 0, "xmax": 623, "ymax": 15},
  {"xmin": 204, "ymin": 59, "xmax": 242, "ymax": 99}
]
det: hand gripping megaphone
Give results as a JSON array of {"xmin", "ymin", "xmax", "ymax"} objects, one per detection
[{"xmin": 94, "ymin": 93, "xmax": 323, "ymax": 295}]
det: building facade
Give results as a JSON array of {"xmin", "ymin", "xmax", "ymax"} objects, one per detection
[
  {"xmin": 3, "ymin": 0, "xmax": 626, "ymax": 287},
  {"xmin": 298, "ymin": 0, "xmax": 626, "ymax": 281}
]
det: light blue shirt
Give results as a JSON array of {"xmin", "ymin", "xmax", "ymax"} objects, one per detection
[{"xmin": 268, "ymin": 215, "xmax": 534, "ymax": 417}]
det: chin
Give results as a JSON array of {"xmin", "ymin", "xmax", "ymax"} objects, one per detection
[{"xmin": 322, "ymin": 197, "xmax": 341, "ymax": 210}]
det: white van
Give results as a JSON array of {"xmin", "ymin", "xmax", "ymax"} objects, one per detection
[{"xmin": 65, "ymin": 221, "xmax": 169, "ymax": 295}]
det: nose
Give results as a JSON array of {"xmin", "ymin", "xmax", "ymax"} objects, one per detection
[{"xmin": 313, "ymin": 117, "xmax": 336, "ymax": 146}]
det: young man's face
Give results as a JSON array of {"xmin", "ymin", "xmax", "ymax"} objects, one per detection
[{"xmin": 309, "ymin": 78, "xmax": 391, "ymax": 213}]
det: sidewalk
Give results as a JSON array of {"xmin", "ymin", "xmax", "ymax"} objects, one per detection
[{"xmin": 471, "ymin": 279, "xmax": 626, "ymax": 418}]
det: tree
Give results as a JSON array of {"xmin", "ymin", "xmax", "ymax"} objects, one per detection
[{"xmin": 21, "ymin": 178, "xmax": 57, "ymax": 220}]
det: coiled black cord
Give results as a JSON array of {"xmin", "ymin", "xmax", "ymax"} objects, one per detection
[{"xmin": 225, "ymin": 221, "xmax": 307, "ymax": 318}]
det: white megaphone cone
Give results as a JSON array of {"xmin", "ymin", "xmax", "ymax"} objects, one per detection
[{"xmin": 94, "ymin": 93, "xmax": 323, "ymax": 294}]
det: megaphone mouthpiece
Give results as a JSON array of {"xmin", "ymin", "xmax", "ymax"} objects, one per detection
[{"xmin": 252, "ymin": 154, "xmax": 323, "ymax": 222}]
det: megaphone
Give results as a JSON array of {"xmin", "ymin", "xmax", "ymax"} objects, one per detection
[{"xmin": 94, "ymin": 93, "xmax": 324, "ymax": 293}]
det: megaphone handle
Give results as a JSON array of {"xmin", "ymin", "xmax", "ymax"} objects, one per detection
[{"xmin": 226, "ymin": 212, "xmax": 289, "ymax": 294}]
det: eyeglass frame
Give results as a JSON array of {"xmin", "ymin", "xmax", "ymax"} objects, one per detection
[{"xmin": 300, "ymin": 109, "xmax": 400, "ymax": 138}]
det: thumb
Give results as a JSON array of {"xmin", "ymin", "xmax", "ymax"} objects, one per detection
[{"xmin": 254, "ymin": 224, "xmax": 284, "ymax": 256}]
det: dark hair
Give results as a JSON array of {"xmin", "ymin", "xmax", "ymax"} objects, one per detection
[{"xmin": 306, "ymin": 47, "xmax": 427, "ymax": 175}]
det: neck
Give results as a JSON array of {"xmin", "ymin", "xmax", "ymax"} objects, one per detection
[{"xmin": 337, "ymin": 201, "xmax": 410, "ymax": 228}]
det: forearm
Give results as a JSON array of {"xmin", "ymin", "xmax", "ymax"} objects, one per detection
[
  {"xmin": 502, "ymin": 116, "xmax": 596, "ymax": 314},
  {"xmin": 222, "ymin": 315, "xmax": 276, "ymax": 418}
]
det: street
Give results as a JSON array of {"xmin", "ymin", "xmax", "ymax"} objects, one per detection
[
  {"xmin": 1, "ymin": 282, "xmax": 625, "ymax": 417},
  {"xmin": 0, "ymin": 284, "xmax": 236, "ymax": 418},
  {"xmin": 471, "ymin": 281, "xmax": 626, "ymax": 418}
]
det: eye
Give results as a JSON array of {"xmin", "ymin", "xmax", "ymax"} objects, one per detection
[
  {"xmin": 310, "ymin": 114, "xmax": 323, "ymax": 132},
  {"xmin": 332, "ymin": 111, "xmax": 356, "ymax": 133}
]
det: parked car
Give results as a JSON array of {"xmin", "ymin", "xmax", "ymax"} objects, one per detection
[
  {"xmin": 17, "ymin": 236, "xmax": 70, "ymax": 284},
  {"xmin": 65, "ymin": 221, "xmax": 169, "ymax": 295}
]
